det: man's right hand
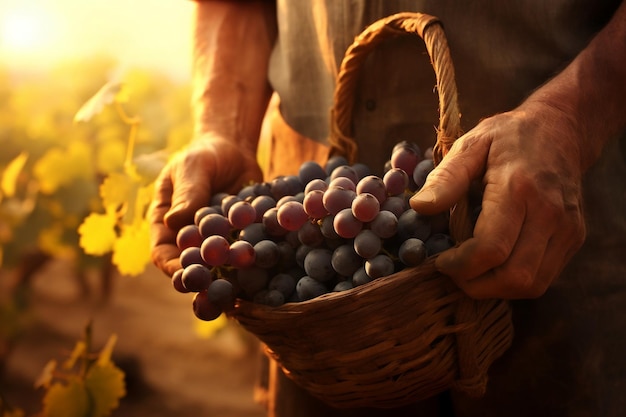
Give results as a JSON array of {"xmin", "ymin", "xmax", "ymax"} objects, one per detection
[{"xmin": 149, "ymin": 136, "xmax": 264, "ymax": 277}]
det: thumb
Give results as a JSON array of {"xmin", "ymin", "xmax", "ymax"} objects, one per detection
[{"xmin": 409, "ymin": 134, "xmax": 488, "ymax": 215}]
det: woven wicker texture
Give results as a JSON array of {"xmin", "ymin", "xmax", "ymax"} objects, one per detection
[{"xmin": 230, "ymin": 12, "xmax": 514, "ymax": 409}]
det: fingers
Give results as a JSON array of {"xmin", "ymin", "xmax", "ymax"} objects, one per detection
[{"xmin": 410, "ymin": 131, "xmax": 490, "ymax": 215}]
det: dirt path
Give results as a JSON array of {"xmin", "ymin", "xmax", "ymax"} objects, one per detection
[{"xmin": 1, "ymin": 259, "xmax": 266, "ymax": 417}]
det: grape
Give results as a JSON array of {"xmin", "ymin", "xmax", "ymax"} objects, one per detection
[
  {"xmin": 275, "ymin": 240, "xmax": 297, "ymax": 270},
  {"xmin": 171, "ymin": 269, "xmax": 189, "ymax": 293},
  {"xmin": 298, "ymin": 160, "xmax": 327, "ymax": 185},
  {"xmin": 237, "ymin": 184, "xmax": 258, "ymax": 200},
  {"xmin": 296, "ymin": 276, "xmax": 329, "ymax": 301},
  {"xmin": 331, "ymin": 244, "xmax": 363, "ymax": 277},
  {"xmin": 297, "ymin": 220, "xmax": 325, "ymax": 247},
  {"xmin": 383, "ymin": 167, "xmax": 409, "ymax": 196},
  {"xmin": 254, "ymin": 239, "xmax": 280, "ymax": 269},
  {"xmin": 221, "ymin": 195, "xmax": 242, "ymax": 217},
  {"xmin": 304, "ymin": 248, "xmax": 335, "ymax": 282},
  {"xmin": 182, "ymin": 264, "xmax": 213, "ymax": 292},
  {"xmin": 236, "ymin": 267, "xmax": 269, "ymax": 297},
  {"xmin": 320, "ymin": 215, "xmax": 340, "ymax": 239},
  {"xmin": 228, "ymin": 240, "xmax": 256, "ymax": 268},
  {"xmin": 352, "ymin": 266, "xmax": 372, "ymax": 287},
  {"xmin": 177, "ymin": 226, "xmax": 201, "ymax": 256},
  {"xmin": 398, "ymin": 238, "xmax": 427, "ymax": 266},
  {"xmin": 393, "ymin": 140, "xmax": 421, "ymax": 155},
  {"xmin": 325, "ymin": 155, "xmax": 349, "ymax": 175},
  {"xmin": 262, "ymin": 207, "xmax": 289, "ymax": 237},
  {"xmin": 194, "ymin": 206, "xmax": 219, "ymax": 226},
  {"xmin": 425, "ymin": 233, "xmax": 455, "ymax": 255},
  {"xmin": 413, "ymin": 159, "xmax": 434, "ymax": 190},
  {"xmin": 198, "ymin": 213, "xmax": 231, "ymax": 239},
  {"xmin": 238, "ymin": 222, "xmax": 267, "ymax": 246},
  {"xmin": 323, "ymin": 186, "xmax": 356, "ymax": 216},
  {"xmin": 277, "ymin": 201, "xmax": 309, "ymax": 231},
  {"xmin": 369, "ymin": 210, "xmax": 398, "ymax": 239},
  {"xmin": 251, "ymin": 195, "xmax": 277, "ymax": 222},
  {"xmin": 266, "ymin": 289, "xmax": 286, "ymax": 306},
  {"xmin": 423, "ymin": 146, "xmax": 434, "ymax": 160},
  {"xmin": 391, "ymin": 145, "xmax": 421, "ymax": 175},
  {"xmin": 333, "ymin": 280, "xmax": 354, "ymax": 292},
  {"xmin": 276, "ymin": 195, "xmax": 300, "ymax": 208},
  {"xmin": 268, "ymin": 273, "xmax": 297, "ymax": 299},
  {"xmin": 356, "ymin": 175, "xmax": 387, "ymax": 205},
  {"xmin": 283, "ymin": 175, "xmax": 304, "ymax": 195},
  {"xmin": 210, "ymin": 192, "xmax": 229, "ymax": 206},
  {"xmin": 329, "ymin": 176, "xmax": 356, "ymax": 192},
  {"xmin": 200, "ymin": 235, "xmax": 230, "ymax": 267},
  {"xmin": 304, "ymin": 178, "xmax": 328, "ymax": 194},
  {"xmin": 351, "ymin": 193, "xmax": 380, "ymax": 222},
  {"xmin": 180, "ymin": 246, "xmax": 205, "ymax": 268},
  {"xmin": 303, "ymin": 189, "xmax": 328, "ymax": 219},
  {"xmin": 228, "ymin": 200, "xmax": 257, "ymax": 230},
  {"xmin": 381, "ymin": 195, "xmax": 408, "ymax": 218},
  {"xmin": 354, "ymin": 229, "xmax": 382, "ymax": 259},
  {"xmin": 333, "ymin": 208, "xmax": 363, "ymax": 239},
  {"xmin": 192, "ymin": 291, "xmax": 222, "ymax": 321},
  {"xmin": 365, "ymin": 254, "xmax": 395, "ymax": 279},
  {"xmin": 270, "ymin": 176, "xmax": 292, "ymax": 201},
  {"xmin": 397, "ymin": 209, "xmax": 432, "ymax": 242},
  {"xmin": 351, "ymin": 162, "xmax": 371, "ymax": 180},
  {"xmin": 330, "ymin": 165, "xmax": 359, "ymax": 184},
  {"xmin": 207, "ymin": 279, "xmax": 235, "ymax": 310},
  {"xmin": 295, "ymin": 245, "xmax": 315, "ymax": 269}
]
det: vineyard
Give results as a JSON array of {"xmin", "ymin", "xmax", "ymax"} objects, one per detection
[{"xmin": 0, "ymin": 59, "xmax": 263, "ymax": 416}]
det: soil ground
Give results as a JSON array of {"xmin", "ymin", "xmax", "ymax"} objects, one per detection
[{"xmin": 1, "ymin": 258, "xmax": 267, "ymax": 417}]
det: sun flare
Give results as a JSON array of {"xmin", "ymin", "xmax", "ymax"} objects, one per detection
[{"xmin": 1, "ymin": 10, "xmax": 49, "ymax": 52}]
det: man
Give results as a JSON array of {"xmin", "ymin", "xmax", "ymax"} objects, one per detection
[{"xmin": 150, "ymin": 1, "xmax": 626, "ymax": 416}]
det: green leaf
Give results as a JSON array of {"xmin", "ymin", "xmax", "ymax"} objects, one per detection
[
  {"xmin": 78, "ymin": 212, "xmax": 117, "ymax": 256},
  {"xmin": 1, "ymin": 152, "xmax": 28, "ymax": 198},
  {"xmin": 84, "ymin": 363, "xmax": 126, "ymax": 417},
  {"xmin": 43, "ymin": 379, "xmax": 91, "ymax": 417}
]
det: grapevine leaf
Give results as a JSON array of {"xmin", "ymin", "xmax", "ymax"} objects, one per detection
[
  {"xmin": 33, "ymin": 148, "xmax": 67, "ymax": 194},
  {"xmin": 74, "ymin": 81, "xmax": 123, "ymax": 123},
  {"xmin": 97, "ymin": 334, "xmax": 118, "ymax": 366},
  {"xmin": 1, "ymin": 152, "xmax": 28, "ymax": 198},
  {"xmin": 43, "ymin": 379, "xmax": 91, "ymax": 417},
  {"xmin": 34, "ymin": 359, "xmax": 58, "ymax": 389},
  {"xmin": 112, "ymin": 220, "xmax": 151, "ymax": 276},
  {"xmin": 62, "ymin": 340, "xmax": 87, "ymax": 370},
  {"xmin": 99, "ymin": 173, "xmax": 136, "ymax": 210},
  {"xmin": 84, "ymin": 363, "xmax": 126, "ymax": 417},
  {"xmin": 194, "ymin": 314, "xmax": 228, "ymax": 339},
  {"xmin": 78, "ymin": 212, "xmax": 117, "ymax": 256}
]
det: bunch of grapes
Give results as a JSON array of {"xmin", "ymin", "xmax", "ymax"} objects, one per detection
[{"xmin": 172, "ymin": 141, "xmax": 456, "ymax": 321}]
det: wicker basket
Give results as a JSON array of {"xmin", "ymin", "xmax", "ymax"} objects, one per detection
[{"xmin": 229, "ymin": 12, "xmax": 514, "ymax": 409}]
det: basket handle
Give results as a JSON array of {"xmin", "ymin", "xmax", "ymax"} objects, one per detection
[{"xmin": 328, "ymin": 12, "xmax": 471, "ymax": 242}]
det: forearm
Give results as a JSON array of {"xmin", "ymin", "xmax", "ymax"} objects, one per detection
[
  {"xmin": 521, "ymin": 1, "xmax": 626, "ymax": 172},
  {"xmin": 192, "ymin": 1, "xmax": 277, "ymax": 157}
]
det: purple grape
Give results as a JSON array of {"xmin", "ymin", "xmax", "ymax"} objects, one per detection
[
  {"xmin": 304, "ymin": 178, "xmax": 329, "ymax": 194},
  {"xmin": 356, "ymin": 175, "xmax": 387, "ymax": 205},
  {"xmin": 198, "ymin": 213, "xmax": 231, "ymax": 239},
  {"xmin": 354, "ymin": 229, "xmax": 382, "ymax": 259},
  {"xmin": 238, "ymin": 222, "xmax": 267, "ymax": 246},
  {"xmin": 268, "ymin": 273, "xmax": 297, "ymax": 299},
  {"xmin": 413, "ymin": 159, "xmax": 434, "ymax": 190},
  {"xmin": 303, "ymin": 189, "xmax": 328, "ymax": 219},
  {"xmin": 221, "ymin": 195, "xmax": 242, "ymax": 217},
  {"xmin": 329, "ymin": 176, "xmax": 356, "ymax": 192},
  {"xmin": 297, "ymin": 220, "xmax": 325, "ymax": 247},
  {"xmin": 200, "ymin": 235, "xmax": 230, "ymax": 266},
  {"xmin": 228, "ymin": 200, "xmax": 257, "ymax": 230},
  {"xmin": 351, "ymin": 192, "xmax": 380, "ymax": 222},
  {"xmin": 369, "ymin": 210, "xmax": 398, "ymax": 239},
  {"xmin": 298, "ymin": 160, "xmax": 327, "ymax": 185},
  {"xmin": 303, "ymin": 248, "xmax": 335, "ymax": 282},
  {"xmin": 277, "ymin": 201, "xmax": 309, "ymax": 231},
  {"xmin": 182, "ymin": 264, "xmax": 213, "ymax": 292},
  {"xmin": 425, "ymin": 233, "xmax": 455, "ymax": 255},
  {"xmin": 380, "ymin": 195, "xmax": 408, "ymax": 217},
  {"xmin": 180, "ymin": 246, "xmax": 205, "ymax": 268},
  {"xmin": 207, "ymin": 279, "xmax": 235, "ymax": 310},
  {"xmin": 333, "ymin": 280, "xmax": 354, "ymax": 292},
  {"xmin": 383, "ymin": 167, "xmax": 409, "ymax": 196},
  {"xmin": 228, "ymin": 240, "xmax": 256, "ymax": 268},
  {"xmin": 365, "ymin": 254, "xmax": 395, "ymax": 279},
  {"xmin": 194, "ymin": 206, "xmax": 219, "ymax": 226},
  {"xmin": 296, "ymin": 276, "xmax": 329, "ymax": 301},
  {"xmin": 171, "ymin": 268, "xmax": 190, "ymax": 293},
  {"xmin": 391, "ymin": 146, "xmax": 421, "ymax": 176},
  {"xmin": 333, "ymin": 208, "xmax": 363, "ymax": 239},
  {"xmin": 352, "ymin": 266, "xmax": 372, "ymax": 287},
  {"xmin": 176, "ymin": 224, "xmax": 203, "ymax": 250},
  {"xmin": 325, "ymin": 156, "xmax": 349, "ymax": 176},
  {"xmin": 236, "ymin": 267, "xmax": 269, "ymax": 297},
  {"xmin": 398, "ymin": 238, "xmax": 427, "ymax": 266},
  {"xmin": 251, "ymin": 195, "xmax": 277, "ymax": 222},
  {"xmin": 262, "ymin": 207, "xmax": 289, "ymax": 237},
  {"xmin": 192, "ymin": 291, "xmax": 222, "ymax": 321},
  {"xmin": 331, "ymin": 244, "xmax": 363, "ymax": 277},
  {"xmin": 330, "ymin": 165, "xmax": 359, "ymax": 184},
  {"xmin": 323, "ymin": 186, "xmax": 356, "ymax": 216}
]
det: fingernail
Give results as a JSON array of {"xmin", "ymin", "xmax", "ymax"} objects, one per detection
[{"xmin": 410, "ymin": 188, "xmax": 436, "ymax": 206}]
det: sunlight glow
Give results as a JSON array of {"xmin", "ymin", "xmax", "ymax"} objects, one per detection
[{"xmin": 1, "ymin": 10, "xmax": 52, "ymax": 51}]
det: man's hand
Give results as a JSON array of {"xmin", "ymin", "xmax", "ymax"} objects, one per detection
[
  {"xmin": 410, "ymin": 104, "xmax": 586, "ymax": 299},
  {"xmin": 149, "ymin": 136, "xmax": 263, "ymax": 277}
]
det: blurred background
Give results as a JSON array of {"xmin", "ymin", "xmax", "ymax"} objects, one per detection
[{"xmin": 0, "ymin": 1, "xmax": 264, "ymax": 415}]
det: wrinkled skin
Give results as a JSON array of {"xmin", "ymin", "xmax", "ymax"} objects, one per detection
[
  {"xmin": 149, "ymin": 136, "xmax": 263, "ymax": 277},
  {"xmin": 410, "ymin": 102, "xmax": 586, "ymax": 299}
]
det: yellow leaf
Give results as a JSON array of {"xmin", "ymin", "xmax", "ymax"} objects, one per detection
[
  {"xmin": 74, "ymin": 81, "xmax": 123, "ymax": 123},
  {"xmin": 96, "ymin": 139, "xmax": 126, "ymax": 174},
  {"xmin": 33, "ymin": 148, "xmax": 68, "ymax": 194},
  {"xmin": 34, "ymin": 360, "xmax": 57, "ymax": 389},
  {"xmin": 1, "ymin": 152, "xmax": 28, "ymax": 198},
  {"xmin": 99, "ymin": 173, "xmax": 136, "ymax": 210},
  {"xmin": 84, "ymin": 363, "xmax": 126, "ymax": 417},
  {"xmin": 112, "ymin": 220, "xmax": 151, "ymax": 276},
  {"xmin": 78, "ymin": 212, "xmax": 117, "ymax": 256},
  {"xmin": 97, "ymin": 334, "xmax": 118, "ymax": 366},
  {"xmin": 43, "ymin": 379, "xmax": 90, "ymax": 417},
  {"xmin": 194, "ymin": 313, "xmax": 228, "ymax": 339},
  {"xmin": 62, "ymin": 341, "xmax": 87, "ymax": 370}
]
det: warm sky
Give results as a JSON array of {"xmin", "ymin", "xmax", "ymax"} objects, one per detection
[{"xmin": 0, "ymin": 0, "xmax": 195, "ymax": 81}]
